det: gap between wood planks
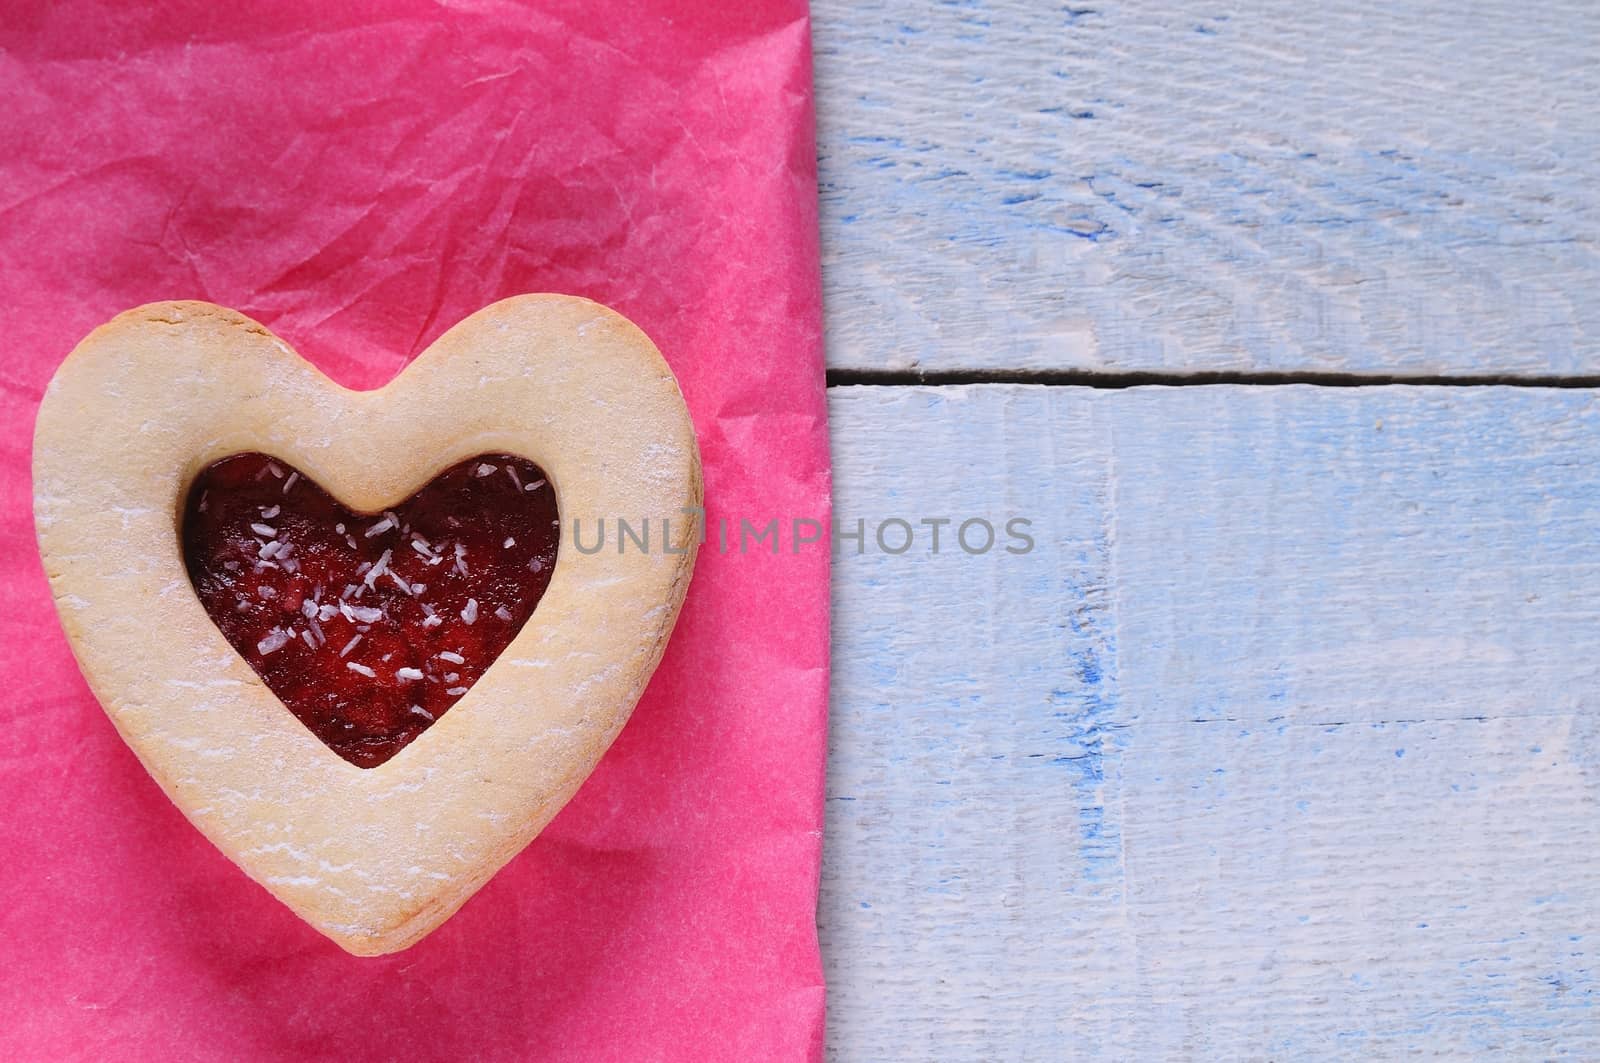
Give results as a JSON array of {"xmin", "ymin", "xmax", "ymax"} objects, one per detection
[{"xmin": 825, "ymin": 368, "xmax": 1600, "ymax": 389}]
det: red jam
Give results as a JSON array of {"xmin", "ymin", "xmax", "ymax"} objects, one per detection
[{"xmin": 182, "ymin": 453, "xmax": 559, "ymax": 768}]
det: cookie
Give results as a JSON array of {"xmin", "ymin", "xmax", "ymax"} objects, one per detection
[{"xmin": 33, "ymin": 295, "xmax": 701, "ymax": 954}]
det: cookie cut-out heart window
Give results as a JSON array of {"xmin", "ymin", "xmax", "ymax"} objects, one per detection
[{"xmin": 183, "ymin": 452, "xmax": 560, "ymax": 768}]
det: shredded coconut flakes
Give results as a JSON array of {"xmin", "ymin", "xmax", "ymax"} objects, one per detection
[
  {"xmin": 340, "ymin": 601, "xmax": 384, "ymax": 624},
  {"xmin": 364, "ymin": 548, "xmax": 392, "ymax": 588},
  {"xmin": 257, "ymin": 628, "xmax": 291, "ymax": 655}
]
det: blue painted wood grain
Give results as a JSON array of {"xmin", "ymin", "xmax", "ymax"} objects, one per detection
[
  {"xmin": 823, "ymin": 385, "xmax": 1600, "ymax": 1058},
  {"xmin": 813, "ymin": 0, "xmax": 1600, "ymax": 375}
]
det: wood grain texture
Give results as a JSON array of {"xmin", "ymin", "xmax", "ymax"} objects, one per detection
[
  {"xmin": 813, "ymin": 1, "xmax": 1600, "ymax": 375},
  {"xmin": 822, "ymin": 384, "xmax": 1600, "ymax": 1058}
]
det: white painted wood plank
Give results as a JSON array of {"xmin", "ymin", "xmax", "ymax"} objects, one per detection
[
  {"xmin": 814, "ymin": 1, "xmax": 1600, "ymax": 375},
  {"xmin": 823, "ymin": 384, "xmax": 1600, "ymax": 1058}
]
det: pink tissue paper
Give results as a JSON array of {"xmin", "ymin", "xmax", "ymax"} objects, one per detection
[{"xmin": 0, "ymin": 1, "xmax": 830, "ymax": 1058}]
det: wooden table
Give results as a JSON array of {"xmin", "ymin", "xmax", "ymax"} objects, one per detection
[{"xmin": 813, "ymin": 2, "xmax": 1600, "ymax": 1058}]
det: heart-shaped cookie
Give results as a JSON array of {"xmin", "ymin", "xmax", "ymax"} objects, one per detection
[{"xmin": 33, "ymin": 296, "xmax": 701, "ymax": 955}]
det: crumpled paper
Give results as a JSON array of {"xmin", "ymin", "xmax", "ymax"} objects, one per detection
[{"xmin": 0, "ymin": 1, "xmax": 828, "ymax": 1058}]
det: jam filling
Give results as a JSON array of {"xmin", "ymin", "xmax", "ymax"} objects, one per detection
[{"xmin": 182, "ymin": 453, "xmax": 559, "ymax": 768}]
